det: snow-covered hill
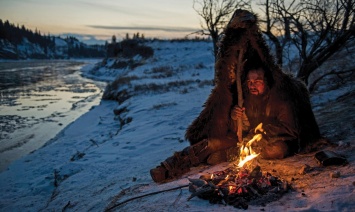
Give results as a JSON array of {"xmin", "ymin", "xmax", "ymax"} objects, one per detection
[{"xmin": 0, "ymin": 36, "xmax": 105, "ymax": 59}]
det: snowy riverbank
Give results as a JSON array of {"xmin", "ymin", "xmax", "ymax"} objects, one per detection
[
  {"xmin": 0, "ymin": 41, "xmax": 354, "ymax": 211},
  {"xmin": 0, "ymin": 60, "xmax": 105, "ymax": 172}
]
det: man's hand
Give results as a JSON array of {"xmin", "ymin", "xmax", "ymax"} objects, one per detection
[{"xmin": 231, "ymin": 105, "xmax": 245, "ymax": 120}]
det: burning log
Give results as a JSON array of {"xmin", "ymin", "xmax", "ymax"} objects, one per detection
[
  {"xmin": 188, "ymin": 165, "xmax": 289, "ymax": 209},
  {"xmin": 187, "ymin": 183, "xmax": 215, "ymax": 201}
]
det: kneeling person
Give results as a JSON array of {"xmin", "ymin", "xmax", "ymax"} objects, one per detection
[{"xmin": 150, "ymin": 67, "xmax": 300, "ymax": 183}]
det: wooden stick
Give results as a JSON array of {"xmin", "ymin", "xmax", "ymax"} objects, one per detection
[
  {"xmin": 105, "ymin": 184, "xmax": 189, "ymax": 211},
  {"xmin": 236, "ymin": 49, "xmax": 244, "ymax": 143}
]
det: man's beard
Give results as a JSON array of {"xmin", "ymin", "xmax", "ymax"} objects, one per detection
[
  {"xmin": 247, "ymin": 89, "xmax": 268, "ymax": 105},
  {"xmin": 248, "ymin": 93, "xmax": 264, "ymax": 105},
  {"xmin": 244, "ymin": 90, "xmax": 269, "ymax": 128}
]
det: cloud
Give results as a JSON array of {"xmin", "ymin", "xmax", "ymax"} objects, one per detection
[
  {"xmin": 75, "ymin": 0, "xmax": 138, "ymax": 16},
  {"xmin": 60, "ymin": 33, "xmax": 108, "ymax": 45},
  {"xmin": 88, "ymin": 25, "xmax": 199, "ymax": 33}
]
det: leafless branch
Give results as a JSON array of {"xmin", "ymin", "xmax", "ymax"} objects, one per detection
[
  {"xmin": 308, "ymin": 68, "xmax": 355, "ymax": 93},
  {"xmin": 258, "ymin": 0, "xmax": 355, "ymax": 84},
  {"xmin": 193, "ymin": 0, "xmax": 252, "ymax": 57}
]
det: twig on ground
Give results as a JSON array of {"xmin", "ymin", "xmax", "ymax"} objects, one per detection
[
  {"xmin": 90, "ymin": 139, "xmax": 99, "ymax": 147},
  {"xmin": 172, "ymin": 188, "xmax": 183, "ymax": 206},
  {"xmin": 105, "ymin": 184, "xmax": 189, "ymax": 212},
  {"xmin": 62, "ymin": 201, "xmax": 71, "ymax": 212}
]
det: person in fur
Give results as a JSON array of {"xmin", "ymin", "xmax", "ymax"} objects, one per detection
[
  {"xmin": 231, "ymin": 65, "xmax": 299, "ymax": 159},
  {"xmin": 150, "ymin": 10, "xmax": 321, "ymax": 183}
]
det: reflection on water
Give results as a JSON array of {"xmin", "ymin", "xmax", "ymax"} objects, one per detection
[{"xmin": 0, "ymin": 60, "xmax": 106, "ymax": 172}]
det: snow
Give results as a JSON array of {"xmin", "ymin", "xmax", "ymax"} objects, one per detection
[
  {"xmin": 0, "ymin": 40, "xmax": 354, "ymax": 211},
  {"xmin": 54, "ymin": 37, "xmax": 68, "ymax": 47}
]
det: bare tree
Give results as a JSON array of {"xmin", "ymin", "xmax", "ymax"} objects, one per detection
[
  {"xmin": 259, "ymin": 0, "xmax": 355, "ymax": 85},
  {"xmin": 193, "ymin": 0, "xmax": 354, "ymax": 87},
  {"xmin": 193, "ymin": 0, "xmax": 251, "ymax": 58}
]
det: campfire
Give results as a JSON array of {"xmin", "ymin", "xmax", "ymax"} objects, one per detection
[{"xmin": 188, "ymin": 123, "xmax": 289, "ymax": 209}]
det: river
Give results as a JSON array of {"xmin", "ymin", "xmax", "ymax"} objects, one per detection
[{"xmin": 0, "ymin": 60, "xmax": 106, "ymax": 172}]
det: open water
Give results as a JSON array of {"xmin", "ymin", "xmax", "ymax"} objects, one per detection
[{"xmin": 0, "ymin": 60, "xmax": 106, "ymax": 172}]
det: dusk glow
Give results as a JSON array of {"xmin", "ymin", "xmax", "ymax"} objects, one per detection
[{"xmin": 0, "ymin": 0, "xmax": 201, "ymax": 44}]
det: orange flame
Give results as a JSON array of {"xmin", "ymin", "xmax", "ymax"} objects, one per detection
[
  {"xmin": 254, "ymin": 123, "xmax": 264, "ymax": 134},
  {"xmin": 236, "ymin": 123, "xmax": 263, "ymax": 168}
]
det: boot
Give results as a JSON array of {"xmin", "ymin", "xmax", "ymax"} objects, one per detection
[
  {"xmin": 260, "ymin": 140, "xmax": 289, "ymax": 159},
  {"xmin": 207, "ymin": 146, "xmax": 240, "ymax": 165},
  {"xmin": 207, "ymin": 150, "xmax": 227, "ymax": 165},
  {"xmin": 150, "ymin": 139, "xmax": 210, "ymax": 183}
]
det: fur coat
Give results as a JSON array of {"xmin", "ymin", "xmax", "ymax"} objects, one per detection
[{"xmin": 185, "ymin": 10, "xmax": 321, "ymax": 152}]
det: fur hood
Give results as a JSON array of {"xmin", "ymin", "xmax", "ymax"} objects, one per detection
[{"xmin": 185, "ymin": 10, "xmax": 321, "ymax": 150}]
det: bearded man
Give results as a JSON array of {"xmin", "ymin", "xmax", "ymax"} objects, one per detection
[
  {"xmin": 150, "ymin": 9, "xmax": 321, "ymax": 183},
  {"xmin": 231, "ymin": 66, "xmax": 299, "ymax": 160},
  {"xmin": 150, "ymin": 65, "xmax": 300, "ymax": 183}
]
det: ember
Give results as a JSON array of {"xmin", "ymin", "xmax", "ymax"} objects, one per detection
[{"xmin": 188, "ymin": 165, "xmax": 289, "ymax": 209}]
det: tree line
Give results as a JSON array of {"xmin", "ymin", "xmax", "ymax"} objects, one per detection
[
  {"xmin": 0, "ymin": 19, "xmax": 105, "ymax": 59},
  {"xmin": 0, "ymin": 19, "xmax": 55, "ymax": 51}
]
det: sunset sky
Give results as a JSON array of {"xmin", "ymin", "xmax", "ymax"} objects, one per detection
[{"xmin": 0, "ymin": 0, "xmax": 202, "ymax": 44}]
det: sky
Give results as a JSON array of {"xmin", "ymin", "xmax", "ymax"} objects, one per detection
[{"xmin": 0, "ymin": 0, "xmax": 202, "ymax": 44}]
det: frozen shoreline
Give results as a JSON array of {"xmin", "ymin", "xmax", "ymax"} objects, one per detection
[
  {"xmin": 0, "ymin": 60, "xmax": 106, "ymax": 172},
  {"xmin": 0, "ymin": 41, "xmax": 354, "ymax": 211}
]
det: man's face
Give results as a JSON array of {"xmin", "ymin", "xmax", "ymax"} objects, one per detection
[{"xmin": 247, "ymin": 69, "xmax": 265, "ymax": 95}]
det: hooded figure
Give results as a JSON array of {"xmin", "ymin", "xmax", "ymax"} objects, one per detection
[{"xmin": 150, "ymin": 9, "xmax": 321, "ymax": 183}]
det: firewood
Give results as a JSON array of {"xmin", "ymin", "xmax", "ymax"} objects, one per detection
[
  {"xmin": 187, "ymin": 184, "xmax": 214, "ymax": 201},
  {"xmin": 188, "ymin": 166, "xmax": 289, "ymax": 208},
  {"xmin": 188, "ymin": 178, "xmax": 207, "ymax": 187},
  {"xmin": 246, "ymin": 185, "xmax": 261, "ymax": 197}
]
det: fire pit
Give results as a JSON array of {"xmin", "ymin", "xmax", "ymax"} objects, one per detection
[
  {"xmin": 106, "ymin": 122, "xmax": 291, "ymax": 211},
  {"xmin": 188, "ymin": 123, "xmax": 289, "ymax": 209},
  {"xmin": 188, "ymin": 165, "xmax": 289, "ymax": 209}
]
